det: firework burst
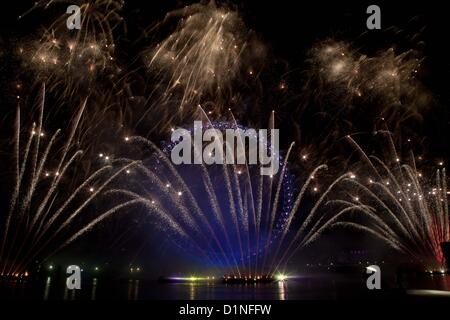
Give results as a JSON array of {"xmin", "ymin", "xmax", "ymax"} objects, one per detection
[
  {"xmin": 305, "ymin": 40, "xmax": 425, "ymax": 111},
  {"xmin": 102, "ymin": 110, "xmax": 348, "ymax": 276},
  {"xmin": 140, "ymin": 1, "xmax": 265, "ymax": 132},
  {"xmin": 0, "ymin": 86, "xmax": 136, "ymax": 277},
  {"xmin": 17, "ymin": 0, "xmax": 125, "ymax": 101},
  {"xmin": 328, "ymin": 132, "xmax": 449, "ymax": 271}
]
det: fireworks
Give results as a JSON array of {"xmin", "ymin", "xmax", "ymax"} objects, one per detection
[
  {"xmin": 20, "ymin": 0, "xmax": 124, "ymax": 44},
  {"xmin": 329, "ymin": 133, "xmax": 449, "ymax": 271},
  {"xmin": 103, "ymin": 111, "xmax": 349, "ymax": 276},
  {"xmin": 17, "ymin": 0, "xmax": 124, "ymax": 101},
  {"xmin": 0, "ymin": 86, "xmax": 136, "ymax": 277},
  {"xmin": 141, "ymin": 1, "xmax": 265, "ymax": 131},
  {"xmin": 305, "ymin": 40, "xmax": 425, "ymax": 110},
  {"xmin": 296, "ymin": 39, "xmax": 433, "ymax": 151},
  {"xmin": 13, "ymin": 0, "xmax": 136, "ymax": 177},
  {"xmin": 1, "ymin": 1, "xmax": 449, "ymax": 278},
  {"xmin": 19, "ymin": 32, "xmax": 118, "ymax": 99}
]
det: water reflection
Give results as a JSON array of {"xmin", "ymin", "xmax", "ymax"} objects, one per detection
[
  {"xmin": 63, "ymin": 286, "xmax": 76, "ymax": 300},
  {"xmin": 189, "ymin": 283, "xmax": 196, "ymax": 300},
  {"xmin": 43, "ymin": 276, "xmax": 51, "ymax": 300},
  {"xmin": 91, "ymin": 278, "xmax": 98, "ymax": 300},
  {"xmin": 127, "ymin": 279, "xmax": 140, "ymax": 300},
  {"xmin": 2, "ymin": 273, "xmax": 450, "ymax": 300},
  {"xmin": 278, "ymin": 281, "xmax": 287, "ymax": 300}
]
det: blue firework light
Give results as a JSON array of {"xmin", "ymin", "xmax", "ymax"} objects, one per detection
[{"xmin": 120, "ymin": 120, "xmax": 295, "ymax": 276}]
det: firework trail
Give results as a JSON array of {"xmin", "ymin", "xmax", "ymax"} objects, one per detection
[
  {"xmin": 0, "ymin": 85, "xmax": 137, "ymax": 277},
  {"xmin": 285, "ymin": 38, "xmax": 433, "ymax": 171},
  {"xmin": 304, "ymin": 40, "xmax": 426, "ymax": 114},
  {"xmin": 328, "ymin": 131, "xmax": 449, "ymax": 271},
  {"xmin": 140, "ymin": 1, "xmax": 265, "ymax": 133},
  {"xmin": 4, "ymin": 1, "xmax": 446, "ymax": 278},
  {"xmin": 20, "ymin": 0, "xmax": 124, "ymax": 45},
  {"xmin": 104, "ymin": 110, "xmax": 347, "ymax": 276},
  {"xmin": 17, "ymin": 0, "xmax": 125, "ymax": 102},
  {"xmin": 13, "ymin": 0, "xmax": 139, "ymax": 179}
]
